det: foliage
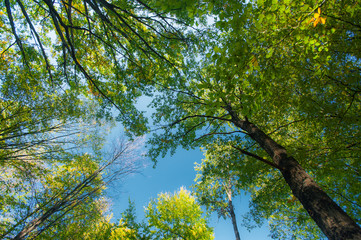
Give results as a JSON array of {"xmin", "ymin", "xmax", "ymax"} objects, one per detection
[
  {"xmin": 0, "ymin": 79, "xmax": 109, "ymax": 238},
  {"xmin": 45, "ymin": 189, "xmax": 214, "ymax": 240},
  {"xmin": 1, "ymin": 0, "xmax": 193, "ymax": 136},
  {"xmin": 145, "ymin": 187, "xmax": 214, "ymax": 240},
  {"xmin": 1, "ymin": 153, "xmax": 102, "ymax": 239},
  {"xmin": 2, "ymin": 0, "xmax": 361, "ymax": 238},
  {"xmin": 145, "ymin": 0, "xmax": 361, "ymax": 238},
  {"xmin": 119, "ymin": 199, "xmax": 153, "ymax": 240},
  {"xmin": 0, "ymin": 135, "xmax": 144, "ymax": 239},
  {"xmin": 56, "ymin": 200, "xmax": 142, "ymax": 240},
  {"xmin": 1, "ymin": 0, "xmax": 172, "ymax": 237},
  {"xmin": 192, "ymin": 143, "xmax": 241, "ymax": 219},
  {"xmin": 193, "ymin": 143, "xmax": 242, "ymax": 239}
]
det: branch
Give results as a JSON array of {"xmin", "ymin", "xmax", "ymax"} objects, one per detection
[
  {"xmin": 194, "ymin": 131, "xmax": 247, "ymax": 142},
  {"xmin": 231, "ymin": 145, "xmax": 282, "ymax": 170},
  {"xmin": 267, "ymin": 118, "xmax": 306, "ymax": 136},
  {"xmin": 16, "ymin": 0, "xmax": 53, "ymax": 82},
  {"xmin": 170, "ymin": 114, "xmax": 231, "ymax": 127},
  {"xmin": 5, "ymin": 0, "xmax": 26, "ymax": 62},
  {"xmin": 43, "ymin": 0, "xmax": 129, "ymax": 120},
  {"xmin": 323, "ymin": 14, "xmax": 361, "ymax": 29}
]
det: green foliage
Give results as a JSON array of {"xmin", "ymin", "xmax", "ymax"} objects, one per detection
[
  {"xmin": 0, "ymin": 0, "xmax": 189, "ymax": 238},
  {"xmin": 145, "ymin": 187, "xmax": 214, "ymax": 240},
  {"xmin": 118, "ymin": 198, "xmax": 152, "ymax": 240},
  {"xmin": 145, "ymin": 0, "xmax": 361, "ymax": 238},
  {"xmin": 192, "ymin": 143, "xmax": 242, "ymax": 219},
  {"xmin": 2, "ymin": 0, "xmax": 361, "ymax": 238},
  {"xmin": 1, "ymin": 153, "xmax": 102, "ymax": 239},
  {"xmin": 1, "ymin": 0, "xmax": 192, "ymax": 136},
  {"xmin": 52, "ymin": 191, "xmax": 214, "ymax": 240}
]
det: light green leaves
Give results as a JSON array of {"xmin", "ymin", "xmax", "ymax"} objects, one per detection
[
  {"xmin": 145, "ymin": 0, "xmax": 361, "ymax": 238},
  {"xmin": 265, "ymin": 48, "xmax": 274, "ymax": 58},
  {"xmin": 146, "ymin": 187, "xmax": 214, "ymax": 240}
]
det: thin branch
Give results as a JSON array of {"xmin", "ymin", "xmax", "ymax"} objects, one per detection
[
  {"xmin": 321, "ymin": 184, "xmax": 361, "ymax": 209},
  {"xmin": 194, "ymin": 130, "xmax": 248, "ymax": 142},
  {"xmin": 0, "ymin": 41, "xmax": 16, "ymax": 56},
  {"xmin": 323, "ymin": 14, "xmax": 361, "ymax": 29},
  {"xmin": 170, "ymin": 114, "xmax": 231, "ymax": 127},
  {"xmin": 43, "ymin": 0, "xmax": 129, "ymax": 120},
  {"xmin": 5, "ymin": 0, "xmax": 26, "ymax": 61},
  {"xmin": 16, "ymin": 0, "xmax": 54, "ymax": 82},
  {"xmin": 267, "ymin": 118, "xmax": 306, "ymax": 136},
  {"xmin": 231, "ymin": 145, "xmax": 282, "ymax": 170}
]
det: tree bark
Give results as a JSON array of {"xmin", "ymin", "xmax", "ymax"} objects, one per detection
[
  {"xmin": 226, "ymin": 106, "xmax": 361, "ymax": 240},
  {"xmin": 225, "ymin": 179, "xmax": 241, "ymax": 240},
  {"xmin": 228, "ymin": 197, "xmax": 241, "ymax": 240},
  {"xmin": 13, "ymin": 207, "xmax": 58, "ymax": 240}
]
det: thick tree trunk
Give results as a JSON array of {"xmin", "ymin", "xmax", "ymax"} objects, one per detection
[{"xmin": 227, "ymin": 107, "xmax": 361, "ymax": 240}]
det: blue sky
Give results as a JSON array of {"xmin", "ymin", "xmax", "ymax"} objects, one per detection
[{"xmin": 107, "ymin": 144, "xmax": 272, "ymax": 239}]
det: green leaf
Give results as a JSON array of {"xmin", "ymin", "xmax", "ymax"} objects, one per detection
[
  {"xmin": 214, "ymin": 46, "xmax": 222, "ymax": 53},
  {"xmin": 266, "ymin": 48, "xmax": 274, "ymax": 58}
]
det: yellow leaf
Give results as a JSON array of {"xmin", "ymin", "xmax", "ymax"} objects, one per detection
[
  {"xmin": 313, "ymin": 19, "xmax": 319, "ymax": 27},
  {"xmin": 308, "ymin": 8, "xmax": 326, "ymax": 27}
]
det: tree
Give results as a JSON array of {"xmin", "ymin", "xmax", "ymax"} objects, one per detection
[
  {"xmin": 2, "ymin": 0, "xmax": 361, "ymax": 238},
  {"xmin": 2, "ymin": 1, "xmax": 183, "ymax": 237},
  {"xmin": 145, "ymin": 0, "xmax": 361, "ymax": 239},
  {"xmin": 192, "ymin": 142, "xmax": 242, "ymax": 240},
  {"xmin": 1, "ymin": 0, "xmax": 192, "ymax": 135},
  {"xmin": 50, "ymin": 200, "xmax": 142, "ymax": 240},
  {"xmin": 1, "ymin": 137, "xmax": 144, "ymax": 239},
  {"xmin": 1, "ymin": 1, "xmax": 198, "ymax": 239},
  {"xmin": 145, "ymin": 187, "xmax": 214, "ymax": 240},
  {"xmin": 0, "ymin": 88, "xmax": 111, "ymax": 238},
  {"xmin": 51, "ymin": 188, "xmax": 214, "ymax": 240},
  {"xmin": 119, "ymin": 198, "xmax": 153, "ymax": 240}
]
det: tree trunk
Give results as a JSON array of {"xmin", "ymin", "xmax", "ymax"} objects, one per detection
[
  {"xmin": 13, "ymin": 208, "xmax": 57, "ymax": 240},
  {"xmin": 227, "ymin": 107, "xmax": 361, "ymax": 240},
  {"xmin": 225, "ymin": 180, "xmax": 241, "ymax": 240},
  {"xmin": 228, "ymin": 198, "xmax": 241, "ymax": 240}
]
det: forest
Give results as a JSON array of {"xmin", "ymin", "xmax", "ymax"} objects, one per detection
[{"xmin": 0, "ymin": 0, "xmax": 360, "ymax": 239}]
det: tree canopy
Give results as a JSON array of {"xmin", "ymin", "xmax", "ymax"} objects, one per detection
[
  {"xmin": 146, "ymin": 187, "xmax": 214, "ymax": 240},
  {"xmin": 193, "ymin": 143, "xmax": 242, "ymax": 240},
  {"xmin": 1, "ymin": 0, "xmax": 361, "ymax": 239},
  {"xmin": 1, "ymin": 0, "xmax": 194, "ymax": 135},
  {"xmin": 145, "ymin": 0, "xmax": 361, "ymax": 238}
]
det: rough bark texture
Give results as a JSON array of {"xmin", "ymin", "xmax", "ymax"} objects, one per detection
[{"xmin": 226, "ymin": 106, "xmax": 361, "ymax": 240}]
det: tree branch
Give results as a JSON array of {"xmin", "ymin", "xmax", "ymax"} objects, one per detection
[{"xmin": 231, "ymin": 145, "xmax": 282, "ymax": 170}]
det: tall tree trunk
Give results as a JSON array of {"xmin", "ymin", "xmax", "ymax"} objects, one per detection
[
  {"xmin": 226, "ymin": 106, "xmax": 361, "ymax": 240},
  {"xmin": 225, "ymin": 180, "xmax": 241, "ymax": 240},
  {"xmin": 228, "ymin": 197, "xmax": 241, "ymax": 240},
  {"xmin": 13, "ymin": 207, "xmax": 58, "ymax": 240}
]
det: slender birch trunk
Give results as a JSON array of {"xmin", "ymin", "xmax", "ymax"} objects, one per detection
[{"xmin": 228, "ymin": 198, "xmax": 241, "ymax": 240}]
